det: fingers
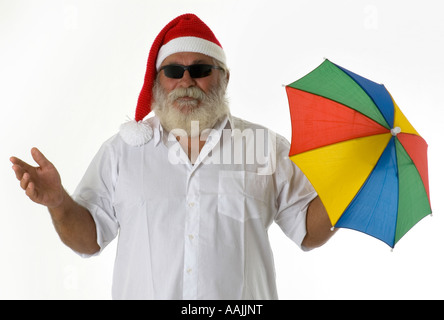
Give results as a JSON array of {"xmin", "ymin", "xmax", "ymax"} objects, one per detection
[
  {"xmin": 11, "ymin": 160, "xmax": 39, "ymax": 203},
  {"xmin": 17, "ymin": 172, "xmax": 38, "ymax": 202},
  {"xmin": 10, "ymin": 150, "xmax": 38, "ymax": 191},
  {"xmin": 20, "ymin": 172, "xmax": 30, "ymax": 190},
  {"xmin": 10, "ymin": 147, "xmax": 52, "ymax": 180},
  {"xmin": 25, "ymin": 181, "xmax": 38, "ymax": 201},
  {"xmin": 10, "ymin": 156, "xmax": 33, "ymax": 174},
  {"xmin": 11, "ymin": 153, "xmax": 36, "ymax": 182},
  {"xmin": 11, "ymin": 163, "xmax": 25, "ymax": 180},
  {"xmin": 31, "ymin": 147, "xmax": 53, "ymax": 169},
  {"xmin": 10, "ymin": 149, "xmax": 47, "ymax": 204}
]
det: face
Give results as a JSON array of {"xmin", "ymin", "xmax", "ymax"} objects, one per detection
[
  {"xmin": 157, "ymin": 52, "xmax": 225, "ymax": 112},
  {"xmin": 153, "ymin": 52, "xmax": 230, "ymax": 137}
]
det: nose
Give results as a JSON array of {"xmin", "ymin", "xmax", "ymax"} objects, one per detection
[{"xmin": 178, "ymin": 70, "xmax": 197, "ymax": 87}]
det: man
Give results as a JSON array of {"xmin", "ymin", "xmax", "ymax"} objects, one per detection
[{"xmin": 10, "ymin": 14, "xmax": 335, "ymax": 299}]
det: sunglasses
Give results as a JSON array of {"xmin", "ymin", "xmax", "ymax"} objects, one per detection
[{"xmin": 159, "ymin": 64, "xmax": 224, "ymax": 79}]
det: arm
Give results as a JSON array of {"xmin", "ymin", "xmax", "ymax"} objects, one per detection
[
  {"xmin": 301, "ymin": 196, "xmax": 337, "ymax": 249},
  {"xmin": 11, "ymin": 148, "xmax": 100, "ymax": 255},
  {"xmin": 48, "ymin": 189, "xmax": 100, "ymax": 255}
]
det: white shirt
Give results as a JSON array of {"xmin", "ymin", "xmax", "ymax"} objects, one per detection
[{"xmin": 73, "ymin": 115, "xmax": 317, "ymax": 300}]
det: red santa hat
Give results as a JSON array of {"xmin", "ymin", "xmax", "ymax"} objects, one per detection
[{"xmin": 120, "ymin": 13, "xmax": 226, "ymax": 146}]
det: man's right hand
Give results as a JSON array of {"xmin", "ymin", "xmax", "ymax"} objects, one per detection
[{"xmin": 10, "ymin": 147, "xmax": 65, "ymax": 209}]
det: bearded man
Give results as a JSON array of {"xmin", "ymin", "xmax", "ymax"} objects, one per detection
[{"xmin": 10, "ymin": 14, "xmax": 335, "ymax": 300}]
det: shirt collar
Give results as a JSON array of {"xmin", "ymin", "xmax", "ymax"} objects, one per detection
[
  {"xmin": 225, "ymin": 113, "xmax": 235, "ymax": 131},
  {"xmin": 145, "ymin": 116, "xmax": 162, "ymax": 147}
]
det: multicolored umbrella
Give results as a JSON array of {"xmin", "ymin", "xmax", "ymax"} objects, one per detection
[{"xmin": 285, "ymin": 59, "xmax": 431, "ymax": 248}]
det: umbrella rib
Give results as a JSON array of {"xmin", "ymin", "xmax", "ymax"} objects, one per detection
[{"xmin": 351, "ymin": 82, "xmax": 393, "ymax": 129}]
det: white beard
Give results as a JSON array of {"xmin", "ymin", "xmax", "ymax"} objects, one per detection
[{"xmin": 152, "ymin": 80, "xmax": 230, "ymax": 137}]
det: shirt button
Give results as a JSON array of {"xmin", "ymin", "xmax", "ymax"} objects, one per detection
[
  {"xmin": 188, "ymin": 202, "xmax": 195, "ymax": 208},
  {"xmin": 188, "ymin": 234, "xmax": 194, "ymax": 241},
  {"xmin": 186, "ymin": 268, "xmax": 192, "ymax": 274}
]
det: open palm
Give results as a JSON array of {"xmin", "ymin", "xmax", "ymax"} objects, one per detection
[{"xmin": 11, "ymin": 148, "xmax": 64, "ymax": 208}]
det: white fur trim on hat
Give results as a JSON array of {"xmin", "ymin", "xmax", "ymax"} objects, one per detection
[
  {"xmin": 119, "ymin": 119, "xmax": 153, "ymax": 147},
  {"xmin": 156, "ymin": 36, "xmax": 226, "ymax": 70}
]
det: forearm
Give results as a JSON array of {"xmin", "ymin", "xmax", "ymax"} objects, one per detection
[
  {"xmin": 48, "ymin": 189, "xmax": 100, "ymax": 255},
  {"xmin": 302, "ymin": 196, "xmax": 337, "ymax": 249}
]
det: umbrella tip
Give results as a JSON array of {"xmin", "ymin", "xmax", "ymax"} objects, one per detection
[{"xmin": 391, "ymin": 127, "xmax": 401, "ymax": 136}]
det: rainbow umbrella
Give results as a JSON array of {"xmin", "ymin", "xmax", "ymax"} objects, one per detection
[{"xmin": 285, "ymin": 59, "xmax": 431, "ymax": 248}]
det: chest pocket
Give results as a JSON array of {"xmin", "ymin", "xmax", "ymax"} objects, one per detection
[{"xmin": 217, "ymin": 170, "xmax": 274, "ymax": 222}]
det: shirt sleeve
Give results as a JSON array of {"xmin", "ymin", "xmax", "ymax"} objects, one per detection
[
  {"xmin": 273, "ymin": 135, "xmax": 318, "ymax": 250},
  {"xmin": 72, "ymin": 136, "xmax": 120, "ymax": 257}
]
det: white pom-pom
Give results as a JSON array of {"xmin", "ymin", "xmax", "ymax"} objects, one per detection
[{"xmin": 119, "ymin": 119, "xmax": 153, "ymax": 146}]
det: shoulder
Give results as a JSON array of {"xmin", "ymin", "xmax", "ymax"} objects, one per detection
[
  {"xmin": 118, "ymin": 118, "xmax": 154, "ymax": 147},
  {"xmin": 97, "ymin": 118, "xmax": 155, "ymax": 158}
]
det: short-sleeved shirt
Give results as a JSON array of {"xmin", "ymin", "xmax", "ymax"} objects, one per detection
[{"xmin": 73, "ymin": 114, "xmax": 317, "ymax": 300}]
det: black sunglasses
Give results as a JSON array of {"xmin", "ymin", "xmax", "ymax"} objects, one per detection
[{"xmin": 159, "ymin": 64, "xmax": 224, "ymax": 79}]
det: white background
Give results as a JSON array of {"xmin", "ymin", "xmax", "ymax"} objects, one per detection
[{"xmin": 1, "ymin": 0, "xmax": 443, "ymax": 299}]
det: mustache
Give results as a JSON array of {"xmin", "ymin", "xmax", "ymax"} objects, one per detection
[{"xmin": 167, "ymin": 87, "xmax": 206, "ymax": 103}]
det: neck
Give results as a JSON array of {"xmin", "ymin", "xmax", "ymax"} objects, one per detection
[{"xmin": 177, "ymin": 135, "xmax": 207, "ymax": 164}]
